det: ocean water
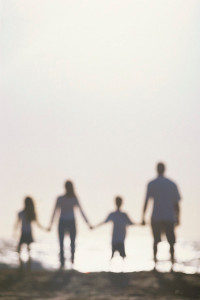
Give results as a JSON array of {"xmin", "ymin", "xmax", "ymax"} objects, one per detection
[{"xmin": 0, "ymin": 234, "xmax": 200, "ymax": 274}]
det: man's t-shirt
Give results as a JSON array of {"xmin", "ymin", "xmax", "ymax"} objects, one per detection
[
  {"xmin": 146, "ymin": 176, "xmax": 181, "ymax": 222},
  {"xmin": 105, "ymin": 211, "xmax": 133, "ymax": 243}
]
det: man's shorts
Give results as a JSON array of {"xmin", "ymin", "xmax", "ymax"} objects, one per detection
[
  {"xmin": 112, "ymin": 242, "xmax": 126, "ymax": 258},
  {"xmin": 151, "ymin": 221, "xmax": 175, "ymax": 245}
]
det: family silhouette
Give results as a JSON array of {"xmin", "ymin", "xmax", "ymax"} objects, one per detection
[{"xmin": 15, "ymin": 162, "xmax": 181, "ymax": 272}]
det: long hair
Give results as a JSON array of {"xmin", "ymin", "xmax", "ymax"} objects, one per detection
[
  {"xmin": 65, "ymin": 181, "xmax": 76, "ymax": 197},
  {"xmin": 24, "ymin": 197, "xmax": 36, "ymax": 222}
]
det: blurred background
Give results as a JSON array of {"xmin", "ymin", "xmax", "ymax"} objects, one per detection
[{"xmin": 0, "ymin": 0, "xmax": 199, "ymax": 272}]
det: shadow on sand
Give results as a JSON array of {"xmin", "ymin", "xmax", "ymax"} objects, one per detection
[
  {"xmin": 0, "ymin": 269, "xmax": 200, "ymax": 299},
  {"xmin": 155, "ymin": 270, "xmax": 200, "ymax": 298}
]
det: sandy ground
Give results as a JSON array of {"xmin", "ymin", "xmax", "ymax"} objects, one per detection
[{"xmin": 0, "ymin": 269, "xmax": 200, "ymax": 300}]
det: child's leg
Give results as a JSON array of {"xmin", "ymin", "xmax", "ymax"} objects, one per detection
[
  {"xmin": 111, "ymin": 242, "xmax": 116, "ymax": 260},
  {"xmin": 170, "ymin": 243, "xmax": 175, "ymax": 263},
  {"xmin": 27, "ymin": 244, "xmax": 31, "ymax": 271},
  {"xmin": 17, "ymin": 243, "xmax": 23, "ymax": 268}
]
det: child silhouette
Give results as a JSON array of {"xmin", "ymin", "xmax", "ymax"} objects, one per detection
[
  {"xmin": 14, "ymin": 197, "xmax": 45, "ymax": 270},
  {"xmin": 93, "ymin": 196, "xmax": 134, "ymax": 259}
]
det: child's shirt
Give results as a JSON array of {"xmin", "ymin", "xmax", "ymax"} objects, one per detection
[
  {"xmin": 18, "ymin": 210, "xmax": 32, "ymax": 233},
  {"xmin": 104, "ymin": 211, "xmax": 134, "ymax": 243}
]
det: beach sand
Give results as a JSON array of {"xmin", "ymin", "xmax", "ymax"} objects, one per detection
[{"xmin": 0, "ymin": 269, "xmax": 200, "ymax": 300}]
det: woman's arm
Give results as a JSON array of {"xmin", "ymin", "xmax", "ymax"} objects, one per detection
[
  {"xmin": 13, "ymin": 215, "xmax": 20, "ymax": 238},
  {"xmin": 48, "ymin": 199, "xmax": 59, "ymax": 231},
  {"xmin": 76, "ymin": 198, "xmax": 92, "ymax": 228},
  {"xmin": 35, "ymin": 218, "xmax": 47, "ymax": 230}
]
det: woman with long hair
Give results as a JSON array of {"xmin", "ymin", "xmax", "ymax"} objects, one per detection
[
  {"xmin": 48, "ymin": 180, "xmax": 92, "ymax": 269},
  {"xmin": 15, "ymin": 197, "xmax": 45, "ymax": 269}
]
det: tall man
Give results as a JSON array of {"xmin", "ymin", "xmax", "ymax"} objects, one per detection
[{"xmin": 142, "ymin": 162, "xmax": 181, "ymax": 269}]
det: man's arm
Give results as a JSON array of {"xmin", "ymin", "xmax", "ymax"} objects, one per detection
[
  {"xmin": 141, "ymin": 198, "xmax": 148, "ymax": 225},
  {"xmin": 174, "ymin": 202, "xmax": 180, "ymax": 226},
  {"xmin": 141, "ymin": 183, "xmax": 151, "ymax": 225},
  {"xmin": 174, "ymin": 184, "xmax": 181, "ymax": 226},
  {"xmin": 125, "ymin": 214, "xmax": 135, "ymax": 226}
]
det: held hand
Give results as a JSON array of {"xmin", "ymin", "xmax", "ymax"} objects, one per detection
[
  {"xmin": 175, "ymin": 219, "xmax": 180, "ymax": 226},
  {"xmin": 37, "ymin": 222, "xmax": 48, "ymax": 231},
  {"xmin": 47, "ymin": 226, "xmax": 51, "ymax": 232},
  {"xmin": 12, "ymin": 229, "xmax": 17, "ymax": 240}
]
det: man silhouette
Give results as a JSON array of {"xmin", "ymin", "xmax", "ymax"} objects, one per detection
[{"xmin": 142, "ymin": 162, "xmax": 181, "ymax": 269}]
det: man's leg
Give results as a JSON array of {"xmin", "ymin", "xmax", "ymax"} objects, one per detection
[
  {"xmin": 151, "ymin": 222, "xmax": 161, "ymax": 268},
  {"xmin": 165, "ymin": 222, "xmax": 176, "ymax": 269},
  {"xmin": 170, "ymin": 243, "xmax": 175, "ymax": 264},
  {"xmin": 153, "ymin": 241, "xmax": 158, "ymax": 263}
]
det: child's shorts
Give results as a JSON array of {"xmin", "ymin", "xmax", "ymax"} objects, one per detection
[
  {"xmin": 19, "ymin": 232, "xmax": 34, "ymax": 245},
  {"xmin": 112, "ymin": 242, "xmax": 126, "ymax": 258}
]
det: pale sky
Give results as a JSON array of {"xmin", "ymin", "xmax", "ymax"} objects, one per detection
[{"xmin": 1, "ymin": 0, "xmax": 200, "ymax": 239}]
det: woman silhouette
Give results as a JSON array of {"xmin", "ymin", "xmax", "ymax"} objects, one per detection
[{"xmin": 48, "ymin": 180, "xmax": 92, "ymax": 268}]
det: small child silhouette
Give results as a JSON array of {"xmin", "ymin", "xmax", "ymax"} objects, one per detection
[
  {"xmin": 93, "ymin": 196, "xmax": 134, "ymax": 259},
  {"xmin": 14, "ymin": 197, "xmax": 46, "ymax": 270}
]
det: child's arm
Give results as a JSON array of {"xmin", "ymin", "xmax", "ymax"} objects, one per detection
[
  {"xmin": 93, "ymin": 213, "xmax": 112, "ymax": 229},
  {"xmin": 93, "ymin": 213, "xmax": 113, "ymax": 228},
  {"xmin": 125, "ymin": 214, "xmax": 144, "ymax": 226},
  {"xmin": 133, "ymin": 222, "xmax": 143, "ymax": 226},
  {"xmin": 13, "ymin": 215, "xmax": 20, "ymax": 238},
  {"xmin": 126, "ymin": 214, "xmax": 135, "ymax": 226},
  {"xmin": 127, "ymin": 218, "xmax": 144, "ymax": 226},
  {"xmin": 92, "ymin": 221, "xmax": 106, "ymax": 229}
]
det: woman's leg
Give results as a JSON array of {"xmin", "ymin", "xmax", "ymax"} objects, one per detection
[
  {"xmin": 69, "ymin": 221, "xmax": 76, "ymax": 264},
  {"xmin": 58, "ymin": 220, "xmax": 65, "ymax": 268}
]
